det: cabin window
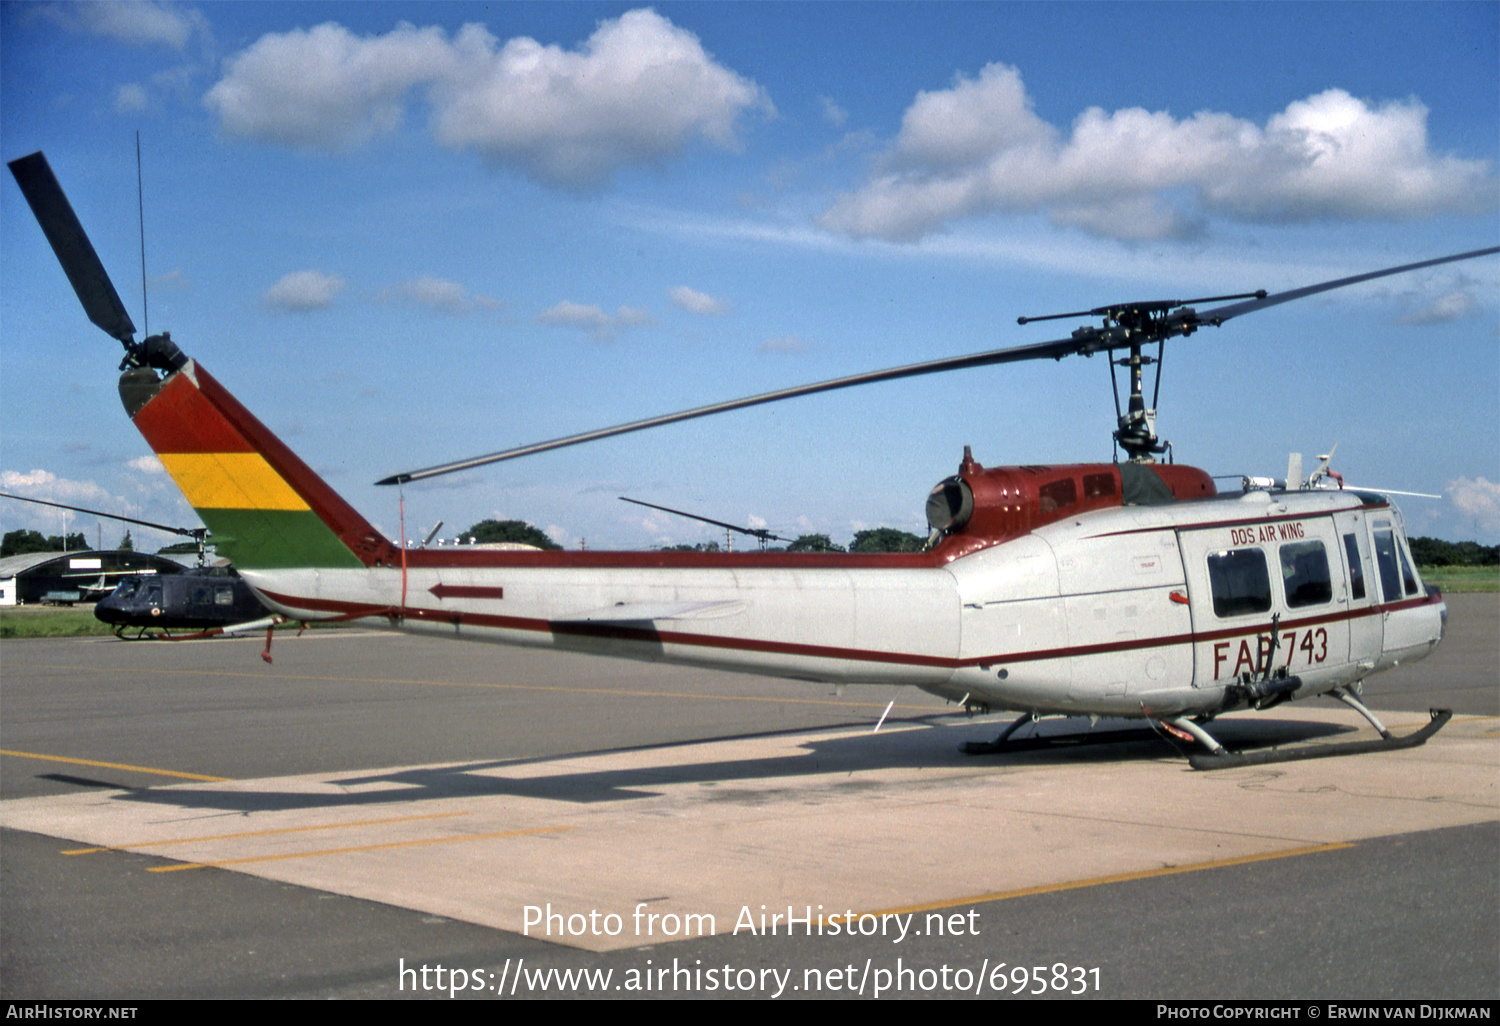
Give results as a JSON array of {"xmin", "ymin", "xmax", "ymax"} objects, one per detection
[
  {"xmin": 1279, "ymin": 541, "xmax": 1332, "ymax": 608},
  {"xmin": 1083, "ymin": 472, "xmax": 1116, "ymax": 499},
  {"xmin": 191, "ymin": 586, "xmax": 210, "ymax": 605},
  {"xmin": 215, "ymin": 587, "xmax": 234, "ymax": 606},
  {"xmin": 1207, "ymin": 548, "xmax": 1272, "ymax": 617},
  {"xmin": 1373, "ymin": 529, "xmax": 1402, "ymax": 603},
  {"xmin": 1343, "ymin": 533, "xmax": 1366, "ymax": 601},
  {"xmin": 1038, "ymin": 477, "xmax": 1078, "ymax": 514}
]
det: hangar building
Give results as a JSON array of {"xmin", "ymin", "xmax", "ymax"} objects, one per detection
[{"xmin": 0, "ymin": 550, "xmax": 188, "ymax": 605}]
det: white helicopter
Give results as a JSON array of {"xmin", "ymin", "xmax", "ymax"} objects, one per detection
[{"xmin": 10, "ymin": 150, "xmax": 1495, "ymax": 768}]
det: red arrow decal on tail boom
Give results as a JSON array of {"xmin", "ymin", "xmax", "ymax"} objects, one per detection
[{"xmin": 429, "ymin": 584, "xmax": 504, "ymax": 600}]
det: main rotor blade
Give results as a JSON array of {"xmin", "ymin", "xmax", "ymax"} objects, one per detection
[
  {"xmin": 7, "ymin": 152, "xmax": 137, "ymax": 344},
  {"xmin": 620, "ymin": 496, "xmax": 791, "ymax": 542},
  {"xmin": 0, "ymin": 492, "xmax": 202, "ymax": 537},
  {"xmin": 377, "ymin": 333, "xmax": 1088, "ymax": 484},
  {"xmin": 1183, "ymin": 247, "xmax": 1500, "ymax": 327},
  {"xmin": 377, "ymin": 245, "xmax": 1500, "ymax": 486}
]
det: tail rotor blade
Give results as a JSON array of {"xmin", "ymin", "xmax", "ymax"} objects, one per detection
[{"xmin": 8, "ymin": 151, "xmax": 136, "ymax": 344}]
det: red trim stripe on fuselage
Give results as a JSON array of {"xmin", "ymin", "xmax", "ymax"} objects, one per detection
[{"xmin": 254, "ymin": 587, "xmax": 1441, "ymax": 671}]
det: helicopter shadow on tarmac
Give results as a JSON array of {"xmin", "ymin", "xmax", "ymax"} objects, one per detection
[{"xmin": 98, "ymin": 712, "xmax": 1353, "ymax": 816}]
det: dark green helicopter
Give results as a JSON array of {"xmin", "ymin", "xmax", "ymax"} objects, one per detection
[{"xmin": 1, "ymin": 492, "xmax": 272, "ymax": 638}]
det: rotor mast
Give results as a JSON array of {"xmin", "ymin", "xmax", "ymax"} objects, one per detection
[
  {"xmin": 1105, "ymin": 309, "xmax": 1168, "ymax": 461},
  {"xmin": 1021, "ymin": 292, "xmax": 1265, "ymax": 462}
]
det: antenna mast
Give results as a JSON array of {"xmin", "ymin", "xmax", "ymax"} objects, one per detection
[{"xmin": 136, "ymin": 131, "xmax": 148, "ymax": 338}]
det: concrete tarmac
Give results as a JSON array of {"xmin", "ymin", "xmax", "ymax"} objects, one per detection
[{"xmin": 1, "ymin": 594, "xmax": 1495, "ymax": 999}]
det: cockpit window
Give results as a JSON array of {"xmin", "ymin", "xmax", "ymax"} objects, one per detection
[
  {"xmin": 1343, "ymin": 533, "xmax": 1366, "ymax": 601},
  {"xmin": 1373, "ymin": 529, "xmax": 1402, "ymax": 603},
  {"xmin": 1397, "ymin": 537, "xmax": 1421, "ymax": 597}
]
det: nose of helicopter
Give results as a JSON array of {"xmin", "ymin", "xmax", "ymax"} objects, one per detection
[
  {"xmin": 93, "ymin": 577, "xmax": 148, "ymax": 626},
  {"xmin": 92, "ymin": 593, "xmax": 128, "ymax": 624},
  {"xmin": 1430, "ymin": 586, "xmax": 1448, "ymax": 641}
]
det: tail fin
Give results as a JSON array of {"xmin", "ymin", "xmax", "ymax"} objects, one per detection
[{"xmin": 124, "ymin": 359, "xmax": 397, "ymax": 570}]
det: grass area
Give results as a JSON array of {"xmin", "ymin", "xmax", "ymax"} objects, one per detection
[
  {"xmin": 0, "ymin": 603, "xmax": 116, "ymax": 639},
  {"xmin": 1418, "ymin": 565, "xmax": 1500, "ymax": 593}
]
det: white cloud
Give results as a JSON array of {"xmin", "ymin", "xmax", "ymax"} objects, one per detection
[
  {"xmin": 264, "ymin": 270, "xmax": 346, "ymax": 312},
  {"xmin": 1447, "ymin": 477, "xmax": 1500, "ymax": 534},
  {"xmin": 819, "ymin": 95, "xmax": 847, "ymax": 128},
  {"xmin": 1399, "ymin": 289, "xmax": 1479, "ymax": 325},
  {"xmin": 204, "ymin": 22, "xmax": 454, "ymax": 151},
  {"xmin": 759, "ymin": 334, "xmax": 808, "ymax": 353},
  {"xmin": 535, "ymin": 301, "xmax": 650, "ymax": 340},
  {"xmin": 820, "ymin": 64, "xmax": 1496, "ymax": 243},
  {"xmin": 204, "ymin": 10, "xmax": 771, "ymax": 189},
  {"xmin": 115, "ymin": 83, "xmax": 149, "ymax": 113},
  {"xmin": 149, "ymin": 268, "xmax": 190, "ymax": 292},
  {"xmin": 381, "ymin": 275, "xmax": 502, "ymax": 315},
  {"xmin": 45, "ymin": 1, "xmax": 203, "ymax": 50},
  {"xmin": 127, "ymin": 456, "xmax": 166, "ymax": 475},
  {"xmin": 536, "ymin": 301, "xmax": 608, "ymax": 331},
  {"xmin": 1, "ymin": 468, "xmax": 113, "ymax": 505},
  {"xmin": 669, "ymin": 285, "xmax": 726, "ymax": 315}
]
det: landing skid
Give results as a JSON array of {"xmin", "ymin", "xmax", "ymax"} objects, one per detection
[
  {"xmin": 1186, "ymin": 706, "xmax": 1452, "ymax": 770},
  {"xmin": 961, "ymin": 688, "xmax": 1454, "ymax": 769}
]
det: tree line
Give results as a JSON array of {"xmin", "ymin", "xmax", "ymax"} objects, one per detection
[
  {"xmin": 1, "ymin": 529, "xmax": 133, "ymax": 558},
  {"xmin": 663, "ymin": 527, "xmax": 927, "ymax": 553},
  {"xmin": 1407, "ymin": 536, "xmax": 1499, "ymax": 567},
  {"xmin": 1, "ymin": 530, "xmax": 90, "ymax": 558}
]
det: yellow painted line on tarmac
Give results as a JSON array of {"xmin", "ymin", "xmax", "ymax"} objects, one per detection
[
  {"xmin": 8, "ymin": 663, "xmax": 936, "ymax": 713},
  {"xmin": 0, "ymin": 748, "xmax": 230, "ymax": 783},
  {"xmin": 61, "ymin": 811, "xmax": 470, "ymax": 855},
  {"xmin": 863, "ymin": 842, "xmax": 1357, "ymax": 919},
  {"xmin": 147, "ymin": 824, "xmax": 573, "ymax": 873}
]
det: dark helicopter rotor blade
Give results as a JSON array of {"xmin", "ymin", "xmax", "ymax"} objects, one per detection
[
  {"xmin": 378, "ymin": 246, "xmax": 1499, "ymax": 487},
  {"xmin": 620, "ymin": 497, "xmax": 791, "ymax": 543},
  {"xmin": 1182, "ymin": 246, "xmax": 1500, "ymax": 328},
  {"xmin": 0, "ymin": 492, "xmax": 203, "ymax": 538},
  {"xmin": 7, "ymin": 152, "xmax": 137, "ymax": 345}
]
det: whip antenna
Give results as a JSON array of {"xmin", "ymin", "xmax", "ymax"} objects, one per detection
[{"xmin": 136, "ymin": 131, "xmax": 148, "ymax": 338}]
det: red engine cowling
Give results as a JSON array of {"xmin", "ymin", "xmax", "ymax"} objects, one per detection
[{"xmin": 927, "ymin": 450, "xmax": 1215, "ymax": 556}]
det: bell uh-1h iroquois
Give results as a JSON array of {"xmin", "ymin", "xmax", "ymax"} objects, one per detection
[
  {"xmin": 9, "ymin": 150, "xmax": 1497, "ymax": 768},
  {"xmin": 0, "ymin": 491, "xmax": 275, "ymax": 638}
]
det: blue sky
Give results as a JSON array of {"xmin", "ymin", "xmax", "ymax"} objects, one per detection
[{"xmin": 3, "ymin": 1, "xmax": 1497, "ymax": 552}]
